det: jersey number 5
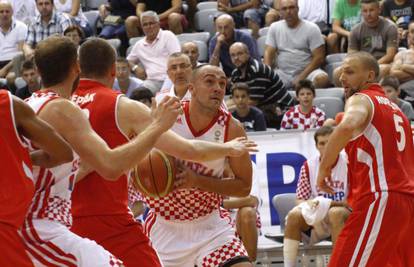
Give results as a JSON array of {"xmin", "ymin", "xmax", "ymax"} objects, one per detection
[{"xmin": 393, "ymin": 114, "xmax": 406, "ymax": 151}]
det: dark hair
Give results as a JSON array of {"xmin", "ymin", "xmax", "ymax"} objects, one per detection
[
  {"xmin": 79, "ymin": 38, "xmax": 116, "ymax": 78},
  {"xmin": 380, "ymin": 75, "xmax": 400, "ymax": 90},
  {"xmin": 116, "ymin": 57, "xmax": 129, "ymax": 64},
  {"xmin": 129, "ymin": 87, "xmax": 154, "ymax": 102},
  {"xmin": 295, "ymin": 79, "xmax": 315, "ymax": 96},
  {"xmin": 231, "ymin": 82, "xmax": 250, "ymax": 95},
  {"xmin": 361, "ymin": 0, "xmax": 379, "ymax": 4},
  {"xmin": 314, "ymin": 126, "xmax": 334, "ymax": 144},
  {"xmin": 21, "ymin": 60, "xmax": 36, "ymax": 73},
  {"xmin": 64, "ymin": 25, "xmax": 84, "ymax": 39},
  {"xmin": 346, "ymin": 52, "xmax": 380, "ymax": 80},
  {"xmin": 35, "ymin": 0, "xmax": 54, "ymax": 4},
  {"xmin": 34, "ymin": 36, "xmax": 77, "ymax": 87}
]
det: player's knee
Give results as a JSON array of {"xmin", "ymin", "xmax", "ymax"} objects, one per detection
[
  {"xmin": 239, "ymin": 207, "xmax": 256, "ymax": 224},
  {"xmin": 285, "ymin": 208, "xmax": 304, "ymax": 229},
  {"xmin": 328, "ymin": 207, "xmax": 349, "ymax": 226}
]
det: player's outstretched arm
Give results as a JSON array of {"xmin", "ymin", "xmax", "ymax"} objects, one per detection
[
  {"xmin": 13, "ymin": 96, "xmax": 73, "ymax": 168},
  {"xmin": 317, "ymin": 94, "xmax": 372, "ymax": 194},
  {"xmin": 38, "ymin": 96, "xmax": 180, "ymax": 180},
  {"xmin": 176, "ymin": 118, "xmax": 253, "ymax": 197}
]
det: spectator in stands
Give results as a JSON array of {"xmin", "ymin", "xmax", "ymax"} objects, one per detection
[
  {"xmin": 209, "ymin": 14, "xmax": 259, "ymax": 77},
  {"xmin": 229, "ymin": 42, "xmax": 294, "ymax": 128},
  {"xmin": 223, "ymin": 161, "xmax": 262, "ymax": 261},
  {"xmin": 390, "ymin": 21, "xmax": 414, "ymax": 96},
  {"xmin": 54, "ymin": 0, "xmax": 92, "ymax": 37},
  {"xmin": 15, "ymin": 60, "xmax": 40, "ymax": 99},
  {"xmin": 217, "ymin": 0, "xmax": 273, "ymax": 38},
  {"xmin": 326, "ymin": 0, "xmax": 361, "ymax": 54},
  {"xmin": 98, "ymin": 0, "xmax": 135, "ymax": 40},
  {"xmin": 129, "ymin": 86, "xmax": 153, "ymax": 107},
  {"xmin": 0, "ymin": 0, "xmax": 27, "ymax": 87},
  {"xmin": 297, "ymin": 0, "xmax": 330, "ymax": 35},
  {"xmin": 382, "ymin": 0, "xmax": 414, "ymax": 47},
  {"xmin": 113, "ymin": 57, "xmax": 143, "ymax": 97},
  {"xmin": 9, "ymin": 0, "xmax": 36, "ymax": 25},
  {"xmin": 231, "ymin": 82, "xmax": 267, "ymax": 131},
  {"xmin": 264, "ymin": 0, "xmax": 329, "ymax": 89},
  {"xmin": 182, "ymin": 41, "xmax": 201, "ymax": 69},
  {"xmin": 264, "ymin": 0, "xmax": 281, "ymax": 26},
  {"xmin": 23, "ymin": 0, "xmax": 72, "ymax": 58},
  {"xmin": 64, "ymin": 25, "xmax": 84, "ymax": 48},
  {"xmin": 281, "ymin": 79, "xmax": 325, "ymax": 130},
  {"xmin": 155, "ymin": 52, "xmax": 192, "ymax": 103},
  {"xmin": 127, "ymin": 11, "xmax": 181, "ymax": 93},
  {"xmin": 283, "ymin": 126, "xmax": 350, "ymax": 267},
  {"xmin": 381, "ymin": 75, "xmax": 414, "ymax": 120},
  {"xmin": 125, "ymin": 0, "xmax": 187, "ymax": 38}
]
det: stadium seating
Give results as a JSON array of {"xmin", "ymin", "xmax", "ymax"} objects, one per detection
[
  {"xmin": 176, "ymin": 32, "xmax": 211, "ymax": 43},
  {"xmin": 313, "ymin": 96, "xmax": 344, "ymax": 119},
  {"xmin": 325, "ymin": 61, "xmax": 342, "ymax": 83},
  {"xmin": 85, "ymin": 0, "xmax": 107, "ymax": 10},
  {"xmin": 129, "ymin": 36, "xmax": 144, "ymax": 46},
  {"xmin": 257, "ymin": 35, "xmax": 267, "ymax": 58},
  {"xmin": 325, "ymin": 53, "xmax": 346, "ymax": 65},
  {"xmin": 194, "ymin": 9, "xmax": 225, "ymax": 36},
  {"xmin": 83, "ymin": 10, "xmax": 100, "ymax": 35},
  {"xmin": 197, "ymin": 1, "xmax": 218, "ymax": 11},
  {"xmin": 106, "ymin": 38, "xmax": 121, "ymax": 56},
  {"xmin": 272, "ymin": 193, "xmax": 297, "ymax": 233},
  {"xmin": 315, "ymin": 87, "xmax": 344, "ymax": 99},
  {"xmin": 179, "ymin": 40, "xmax": 209, "ymax": 62}
]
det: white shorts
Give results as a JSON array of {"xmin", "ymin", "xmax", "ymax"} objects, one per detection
[
  {"xmin": 20, "ymin": 219, "xmax": 123, "ymax": 267},
  {"xmin": 145, "ymin": 210, "xmax": 249, "ymax": 267}
]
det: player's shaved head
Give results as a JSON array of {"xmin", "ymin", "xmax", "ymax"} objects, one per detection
[
  {"xmin": 191, "ymin": 64, "xmax": 225, "ymax": 81},
  {"xmin": 79, "ymin": 38, "xmax": 116, "ymax": 78},
  {"xmin": 346, "ymin": 52, "xmax": 380, "ymax": 80}
]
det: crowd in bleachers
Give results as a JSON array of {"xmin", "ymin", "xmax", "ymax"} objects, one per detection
[{"xmin": 1, "ymin": 0, "xmax": 414, "ymax": 131}]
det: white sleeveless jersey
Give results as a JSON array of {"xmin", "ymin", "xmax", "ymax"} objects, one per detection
[
  {"xmin": 144, "ymin": 101, "xmax": 232, "ymax": 221},
  {"xmin": 307, "ymin": 153, "xmax": 348, "ymax": 202},
  {"xmin": 24, "ymin": 91, "xmax": 78, "ymax": 227}
]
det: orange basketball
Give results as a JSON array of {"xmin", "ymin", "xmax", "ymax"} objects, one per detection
[
  {"xmin": 131, "ymin": 149, "xmax": 176, "ymax": 198},
  {"xmin": 335, "ymin": 112, "xmax": 344, "ymax": 125}
]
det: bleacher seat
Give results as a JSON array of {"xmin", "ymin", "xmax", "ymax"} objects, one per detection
[
  {"xmin": 129, "ymin": 36, "xmax": 144, "ymax": 46},
  {"xmin": 325, "ymin": 61, "xmax": 342, "ymax": 83},
  {"xmin": 257, "ymin": 35, "xmax": 266, "ymax": 58},
  {"xmin": 86, "ymin": 0, "xmax": 107, "ymax": 10},
  {"xmin": 325, "ymin": 53, "xmax": 346, "ymax": 65},
  {"xmin": 106, "ymin": 38, "xmax": 121, "ymax": 56},
  {"xmin": 126, "ymin": 45, "xmax": 133, "ymax": 57},
  {"xmin": 196, "ymin": 1, "xmax": 218, "ymax": 10},
  {"xmin": 179, "ymin": 40, "xmax": 208, "ymax": 62},
  {"xmin": 272, "ymin": 193, "xmax": 297, "ymax": 233},
  {"xmin": 259, "ymin": 26, "xmax": 269, "ymax": 37},
  {"xmin": 83, "ymin": 10, "xmax": 99, "ymax": 35},
  {"xmin": 194, "ymin": 9, "xmax": 225, "ymax": 36},
  {"xmin": 314, "ymin": 97, "xmax": 344, "ymax": 119},
  {"xmin": 315, "ymin": 88, "xmax": 344, "ymax": 99},
  {"xmin": 177, "ymin": 32, "xmax": 210, "ymax": 43}
]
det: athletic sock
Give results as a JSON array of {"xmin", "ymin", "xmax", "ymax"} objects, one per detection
[{"xmin": 283, "ymin": 238, "xmax": 300, "ymax": 267}]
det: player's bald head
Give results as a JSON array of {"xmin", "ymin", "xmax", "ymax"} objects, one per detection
[
  {"xmin": 191, "ymin": 64, "xmax": 225, "ymax": 81},
  {"xmin": 345, "ymin": 52, "xmax": 380, "ymax": 80}
]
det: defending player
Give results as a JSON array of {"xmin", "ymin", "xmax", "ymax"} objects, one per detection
[
  {"xmin": 0, "ymin": 90, "xmax": 72, "ymax": 267},
  {"xmin": 144, "ymin": 64, "xmax": 254, "ymax": 267},
  {"xmin": 70, "ymin": 39, "xmax": 257, "ymax": 267},
  {"xmin": 317, "ymin": 52, "xmax": 414, "ymax": 266}
]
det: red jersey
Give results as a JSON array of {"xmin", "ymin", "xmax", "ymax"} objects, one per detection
[
  {"xmin": 345, "ymin": 84, "xmax": 414, "ymax": 206},
  {"xmin": 71, "ymin": 79, "xmax": 130, "ymax": 217},
  {"xmin": 0, "ymin": 90, "xmax": 34, "ymax": 228}
]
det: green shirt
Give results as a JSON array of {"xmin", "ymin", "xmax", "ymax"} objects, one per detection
[{"xmin": 332, "ymin": 0, "xmax": 361, "ymax": 31}]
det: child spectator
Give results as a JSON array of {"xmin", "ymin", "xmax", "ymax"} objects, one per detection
[
  {"xmin": 129, "ymin": 87, "xmax": 153, "ymax": 108},
  {"xmin": 281, "ymin": 79, "xmax": 325, "ymax": 130},
  {"xmin": 64, "ymin": 25, "xmax": 84, "ymax": 49},
  {"xmin": 231, "ymin": 83, "xmax": 267, "ymax": 132},
  {"xmin": 381, "ymin": 75, "xmax": 414, "ymax": 120},
  {"xmin": 15, "ymin": 60, "xmax": 41, "ymax": 99}
]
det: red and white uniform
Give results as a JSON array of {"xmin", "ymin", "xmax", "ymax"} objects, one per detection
[
  {"xmin": 70, "ymin": 79, "xmax": 161, "ymax": 267},
  {"xmin": 21, "ymin": 90, "xmax": 123, "ymax": 267},
  {"xmin": 281, "ymin": 105, "xmax": 325, "ymax": 130},
  {"xmin": 144, "ymin": 101, "xmax": 249, "ymax": 267},
  {"xmin": 329, "ymin": 84, "xmax": 414, "ymax": 267},
  {"xmin": 0, "ymin": 90, "xmax": 34, "ymax": 267}
]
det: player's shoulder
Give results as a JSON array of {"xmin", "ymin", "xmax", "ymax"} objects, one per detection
[{"xmin": 227, "ymin": 115, "xmax": 247, "ymax": 140}]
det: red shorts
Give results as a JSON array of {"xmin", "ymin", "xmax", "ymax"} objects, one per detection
[
  {"xmin": 71, "ymin": 215, "xmax": 161, "ymax": 267},
  {"xmin": 0, "ymin": 223, "xmax": 33, "ymax": 267},
  {"xmin": 329, "ymin": 192, "xmax": 414, "ymax": 267},
  {"xmin": 159, "ymin": 13, "xmax": 188, "ymax": 30}
]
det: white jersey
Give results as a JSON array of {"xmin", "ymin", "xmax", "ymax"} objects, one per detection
[
  {"xmin": 144, "ymin": 101, "xmax": 232, "ymax": 221},
  {"xmin": 307, "ymin": 153, "xmax": 348, "ymax": 201},
  {"xmin": 24, "ymin": 91, "xmax": 79, "ymax": 227},
  {"xmin": 155, "ymin": 84, "xmax": 192, "ymax": 104}
]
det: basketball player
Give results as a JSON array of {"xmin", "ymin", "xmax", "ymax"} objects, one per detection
[
  {"xmin": 20, "ymin": 36, "xmax": 185, "ymax": 266},
  {"xmin": 0, "ymin": 90, "xmax": 72, "ymax": 267},
  {"xmin": 70, "ymin": 39, "xmax": 257, "ymax": 267},
  {"xmin": 144, "ymin": 64, "xmax": 254, "ymax": 267},
  {"xmin": 317, "ymin": 52, "xmax": 414, "ymax": 267}
]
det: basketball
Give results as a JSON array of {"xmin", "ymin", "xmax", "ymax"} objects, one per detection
[
  {"xmin": 131, "ymin": 149, "xmax": 176, "ymax": 198},
  {"xmin": 335, "ymin": 112, "xmax": 344, "ymax": 125}
]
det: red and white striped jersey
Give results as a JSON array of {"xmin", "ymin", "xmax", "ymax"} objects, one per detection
[
  {"xmin": 281, "ymin": 105, "xmax": 326, "ymax": 130},
  {"xmin": 345, "ymin": 84, "xmax": 414, "ymax": 207},
  {"xmin": 144, "ymin": 101, "xmax": 231, "ymax": 221},
  {"xmin": 0, "ymin": 90, "xmax": 34, "ymax": 228},
  {"xmin": 296, "ymin": 153, "xmax": 348, "ymax": 201},
  {"xmin": 24, "ymin": 90, "xmax": 78, "ymax": 227}
]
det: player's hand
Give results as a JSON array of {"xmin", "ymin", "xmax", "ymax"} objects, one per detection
[
  {"xmin": 226, "ymin": 137, "xmax": 258, "ymax": 157},
  {"xmin": 317, "ymin": 166, "xmax": 335, "ymax": 195},
  {"xmin": 151, "ymin": 96, "xmax": 181, "ymax": 132},
  {"xmin": 175, "ymin": 166, "xmax": 197, "ymax": 190},
  {"xmin": 306, "ymin": 199, "xmax": 320, "ymax": 209}
]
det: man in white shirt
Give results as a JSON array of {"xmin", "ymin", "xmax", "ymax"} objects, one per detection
[
  {"xmin": 9, "ymin": 0, "xmax": 36, "ymax": 25},
  {"xmin": 127, "ymin": 10, "xmax": 180, "ymax": 94}
]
